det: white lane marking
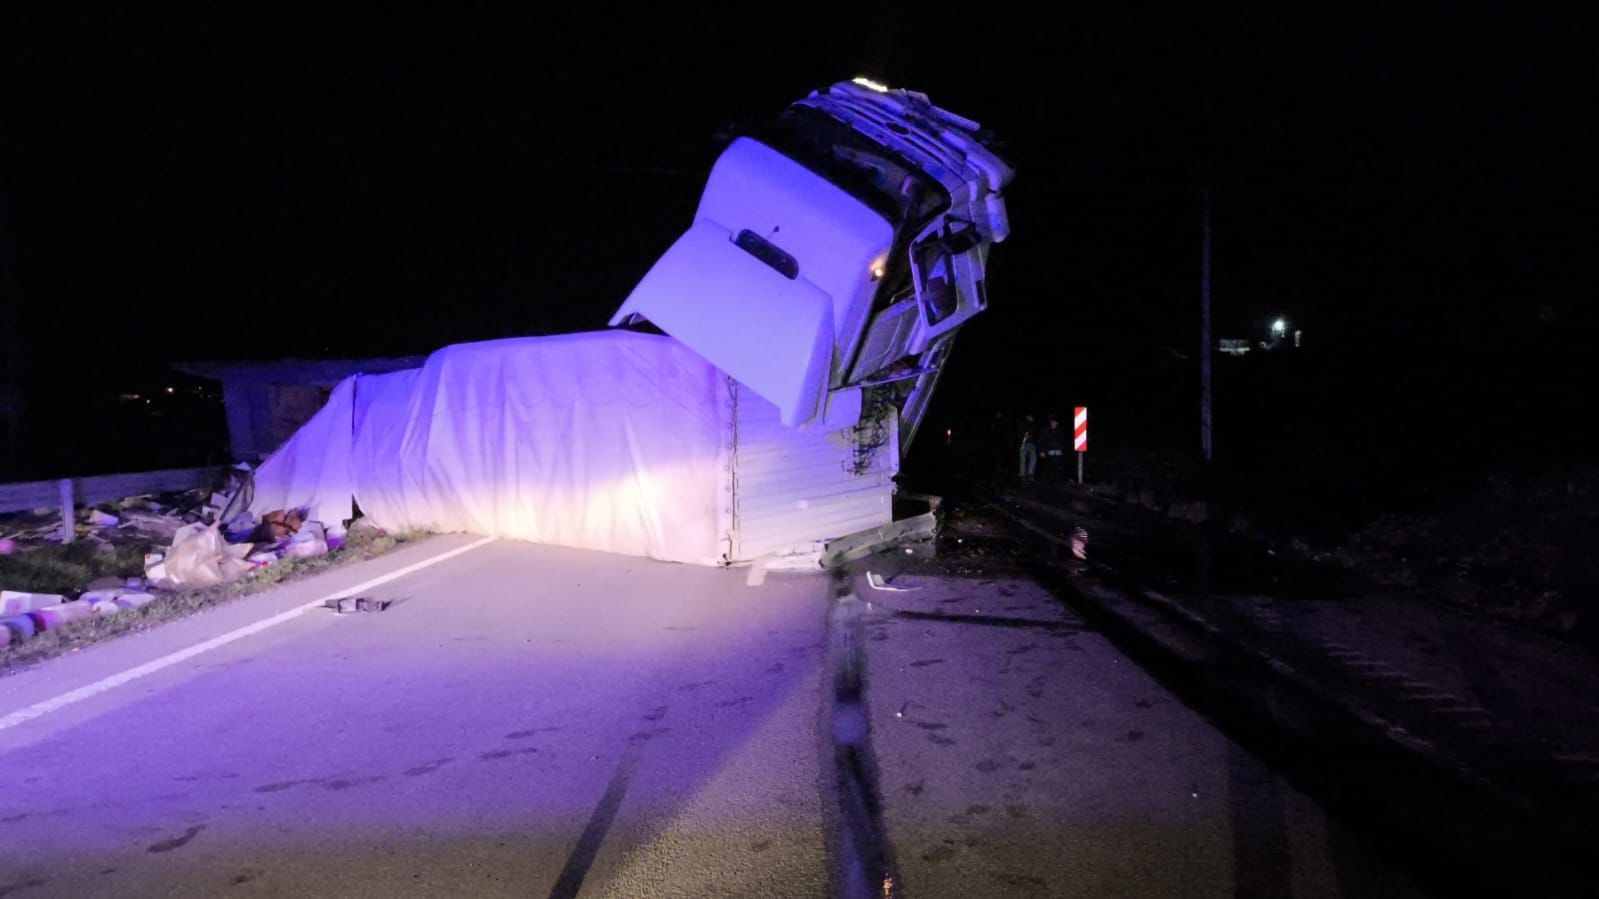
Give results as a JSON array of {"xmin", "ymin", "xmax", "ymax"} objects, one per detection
[{"xmin": 0, "ymin": 536, "xmax": 497, "ymax": 733}]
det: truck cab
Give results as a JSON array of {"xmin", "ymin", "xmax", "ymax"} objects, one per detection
[{"xmin": 610, "ymin": 78, "xmax": 1013, "ymax": 453}]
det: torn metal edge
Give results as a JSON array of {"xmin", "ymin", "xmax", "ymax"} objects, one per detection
[{"xmin": 819, "ymin": 493, "xmax": 942, "ymax": 569}]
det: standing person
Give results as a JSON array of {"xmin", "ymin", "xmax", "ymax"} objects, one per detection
[
  {"xmin": 1017, "ymin": 413, "xmax": 1037, "ymax": 480},
  {"xmin": 1037, "ymin": 413, "xmax": 1066, "ymax": 481}
]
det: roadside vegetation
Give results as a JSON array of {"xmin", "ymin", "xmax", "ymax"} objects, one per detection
[{"xmin": 1, "ymin": 526, "xmax": 429, "ymax": 672}]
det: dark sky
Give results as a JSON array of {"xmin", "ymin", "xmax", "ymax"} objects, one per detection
[{"xmin": 1, "ymin": 5, "xmax": 1590, "ymax": 473}]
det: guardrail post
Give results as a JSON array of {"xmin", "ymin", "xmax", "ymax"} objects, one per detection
[{"xmin": 58, "ymin": 478, "xmax": 75, "ymax": 544}]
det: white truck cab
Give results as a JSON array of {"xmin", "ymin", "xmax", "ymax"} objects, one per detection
[{"xmin": 611, "ymin": 78, "xmax": 1013, "ymax": 453}]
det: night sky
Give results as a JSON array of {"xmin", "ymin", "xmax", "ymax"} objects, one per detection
[{"xmin": 1, "ymin": 6, "xmax": 1589, "ymax": 480}]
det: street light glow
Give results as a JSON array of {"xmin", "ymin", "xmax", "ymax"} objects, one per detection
[{"xmin": 1272, "ymin": 318, "xmax": 1287, "ymax": 334}]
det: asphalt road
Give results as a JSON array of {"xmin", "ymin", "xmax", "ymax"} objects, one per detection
[{"xmin": 0, "ymin": 534, "xmax": 1422, "ymax": 897}]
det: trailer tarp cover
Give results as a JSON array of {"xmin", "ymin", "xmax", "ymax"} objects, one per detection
[{"xmin": 248, "ymin": 331, "xmax": 728, "ymax": 565}]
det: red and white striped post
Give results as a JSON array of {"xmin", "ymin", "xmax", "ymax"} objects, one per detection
[{"xmin": 1073, "ymin": 406, "xmax": 1087, "ymax": 484}]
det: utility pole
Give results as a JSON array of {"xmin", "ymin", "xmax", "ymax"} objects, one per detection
[{"xmin": 1200, "ymin": 188, "xmax": 1213, "ymax": 463}]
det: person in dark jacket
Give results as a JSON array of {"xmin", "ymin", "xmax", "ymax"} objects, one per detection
[
  {"xmin": 1037, "ymin": 413, "xmax": 1066, "ymax": 481},
  {"xmin": 1017, "ymin": 413, "xmax": 1037, "ymax": 480}
]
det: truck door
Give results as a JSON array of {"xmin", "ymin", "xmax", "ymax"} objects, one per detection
[{"xmin": 609, "ymin": 220, "xmax": 836, "ymax": 428}]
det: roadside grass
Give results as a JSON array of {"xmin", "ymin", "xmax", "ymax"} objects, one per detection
[
  {"xmin": 1, "ymin": 528, "xmax": 431, "ymax": 672},
  {"xmin": 0, "ymin": 542, "xmax": 149, "ymax": 595}
]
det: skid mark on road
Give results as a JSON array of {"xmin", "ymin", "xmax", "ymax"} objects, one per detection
[
  {"xmin": 505, "ymin": 726, "xmax": 562, "ymax": 740},
  {"xmin": 147, "ymin": 825, "xmax": 204, "ymax": 854},
  {"xmin": 254, "ymin": 778, "xmax": 327, "ymax": 794},
  {"xmin": 402, "ymin": 757, "xmax": 454, "ymax": 777},
  {"xmin": 324, "ymin": 776, "xmax": 386, "ymax": 791},
  {"xmin": 825, "ymin": 573, "xmax": 901, "ymax": 899},
  {"xmin": 545, "ymin": 747, "xmax": 642, "ymax": 899},
  {"xmin": 479, "ymin": 747, "xmax": 540, "ymax": 761}
]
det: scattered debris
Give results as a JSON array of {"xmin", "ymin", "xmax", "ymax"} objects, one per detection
[
  {"xmin": 3, "ymin": 482, "xmax": 222, "ymax": 553},
  {"xmin": 284, "ymin": 520, "xmax": 328, "ymax": 559},
  {"xmin": 2, "ymin": 462, "xmax": 391, "ymax": 651},
  {"xmin": 157, "ymin": 524, "xmax": 253, "ymax": 589},
  {"xmin": 252, "ymin": 508, "xmax": 305, "ymax": 543},
  {"xmin": 866, "ymin": 572, "xmax": 920, "ymax": 592},
  {"xmin": 3, "ymin": 590, "xmax": 65, "ymax": 616},
  {"xmin": 821, "ymin": 495, "xmax": 942, "ymax": 568},
  {"xmin": 78, "ymin": 588, "xmax": 156, "ymax": 615},
  {"xmin": 143, "ymin": 551, "xmax": 168, "ymax": 583},
  {"xmin": 118, "ymin": 511, "xmax": 185, "ymax": 542},
  {"xmin": 27, "ymin": 602, "xmax": 96, "ymax": 631},
  {"xmin": 323, "ymin": 596, "xmax": 390, "ymax": 614},
  {"xmin": 2, "ymin": 484, "xmax": 417, "ymax": 657},
  {"xmin": 223, "ymin": 510, "xmax": 257, "ymax": 543},
  {"xmin": 2, "ymin": 614, "xmax": 36, "ymax": 643}
]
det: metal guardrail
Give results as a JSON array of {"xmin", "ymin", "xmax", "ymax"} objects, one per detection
[{"xmin": 0, "ymin": 466, "xmax": 220, "ymax": 543}]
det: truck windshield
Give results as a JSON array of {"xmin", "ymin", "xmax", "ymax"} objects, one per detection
[{"xmin": 751, "ymin": 106, "xmax": 948, "ymax": 236}]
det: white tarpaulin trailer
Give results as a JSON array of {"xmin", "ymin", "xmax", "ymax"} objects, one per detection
[
  {"xmin": 248, "ymin": 79, "xmax": 1008, "ymax": 566},
  {"xmin": 248, "ymin": 331, "xmax": 896, "ymax": 566}
]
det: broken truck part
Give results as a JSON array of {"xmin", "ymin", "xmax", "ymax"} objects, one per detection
[
  {"xmin": 612, "ymin": 78, "xmax": 1013, "ymax": 447},
  {"xmin": 245, "ymin": 80, "xmax": 1013, "ymax": 567}
]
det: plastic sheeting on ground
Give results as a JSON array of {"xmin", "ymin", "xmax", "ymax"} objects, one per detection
[{"xmin": 248, "ymin": 331, "xmax": 728, "ymax": 565}]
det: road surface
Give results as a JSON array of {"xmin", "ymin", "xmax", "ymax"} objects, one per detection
[{"xmin": 0, "ymin": 534, "xmax": 1420, "ymax": 896}]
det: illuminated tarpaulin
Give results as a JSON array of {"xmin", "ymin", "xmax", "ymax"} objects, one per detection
[
  {"xmin": 248, "ymin": 79, "xmax": 1017, "ymax": 565},
  {"xmin": 247, "ymin": 331, "xmax": 896, "ymax": 566}
]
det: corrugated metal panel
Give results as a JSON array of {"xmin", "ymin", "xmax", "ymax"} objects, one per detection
[{"xmin": 728, "ymin": 379, "xmax": 896, "ymax": 562}]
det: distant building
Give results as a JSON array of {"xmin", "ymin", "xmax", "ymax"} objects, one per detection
[
  {"xmin": 1218, "ymin": 315, "xmax": 1305, "ymax": 357},
  {"xmin": 173, "ymin": 357, "xmax": 424, "ymax": 462}
]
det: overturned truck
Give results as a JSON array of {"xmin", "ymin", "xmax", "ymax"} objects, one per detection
[{"xmin": 249, "ymin": 79, "xmax": 1014, "ymax": 567}]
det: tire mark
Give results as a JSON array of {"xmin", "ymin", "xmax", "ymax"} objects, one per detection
[{"xmin": 147, "ymin": 825, "xmax": 204, "ymax": 854}]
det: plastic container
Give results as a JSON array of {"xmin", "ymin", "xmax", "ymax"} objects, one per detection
[
  {"xmin": 28, "ymin": 603, "xmax": 95, "ymax": 631},
  {"xmin": 3, "ymin": 614, "xmax": 38, "ymax": 642},
  {"xmin": 2, "ymin": 591, "xmax": 66, "ymax": 617}
]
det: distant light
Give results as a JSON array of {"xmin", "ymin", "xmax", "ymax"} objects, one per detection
[
  {"xmin": 852, "ymin": 77, "xmax": 890, "ymax": 93},
  {"xmin": 1272, "ymin": 318, "xmax": 1287, "ymax": 334},
  {"xmin": 165, "ymin": 386, "xmax": 175, "ymax": 394}
]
